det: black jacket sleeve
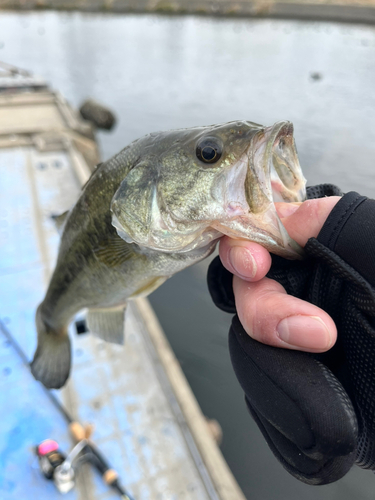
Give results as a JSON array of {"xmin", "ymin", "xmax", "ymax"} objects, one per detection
[{"xmin": 207, "ymin": 185, "xmax": 375, "ymax": 485}]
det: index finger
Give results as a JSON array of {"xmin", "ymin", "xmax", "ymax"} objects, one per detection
[{"xmin": 219, "ymin": 196, "xmax": 341, "ymax": 281}]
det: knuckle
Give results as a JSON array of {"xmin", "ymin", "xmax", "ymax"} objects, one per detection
[{"xmin": 239, "ymin": 285, "xmax": 285, "ymax": 346}]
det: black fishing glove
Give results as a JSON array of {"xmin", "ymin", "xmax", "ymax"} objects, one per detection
[{"xmin": 207, "ymin": 184, "xmax": 375, "ymax": 485}]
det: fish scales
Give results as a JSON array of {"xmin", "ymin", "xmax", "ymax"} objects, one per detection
[{"xmin": 30, "ymin": 120, "xmax": 306, "ymax": 389}]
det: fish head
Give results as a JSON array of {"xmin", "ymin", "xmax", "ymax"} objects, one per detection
[{"xmin": 111, "ymin": 120, "xmax": 306, "ymax": 259}]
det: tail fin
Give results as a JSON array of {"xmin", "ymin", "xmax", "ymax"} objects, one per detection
[{"xmin": 30, "ymin": 306, "xmax": 71, "ymax": 389}]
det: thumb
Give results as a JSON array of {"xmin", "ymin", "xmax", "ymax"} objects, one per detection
[{"xmin": 276, "ymin": 196, "xmax": 341, "ymax": 247}]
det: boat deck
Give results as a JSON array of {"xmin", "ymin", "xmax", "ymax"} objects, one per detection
[{"xmin": 0, "ymin": 78, "xmax": 245, "ymax": 500}]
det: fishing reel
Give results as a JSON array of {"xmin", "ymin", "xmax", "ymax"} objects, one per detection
[
  {"xmin": 36, "ymin": 423, "xmax": 94, "ymax": 494},
  {"xmin": 35, "ymin": 423, "xmax": 134, "ymax": 499},
  {"xmin": 36, "ymin": 437, "xmax": 88, "ymax": 494}
]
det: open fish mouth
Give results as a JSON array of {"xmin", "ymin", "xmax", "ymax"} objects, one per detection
[
  {"xmin": 211, "ymin": 121, "xmax": 306, "ymax": 259},
  {"xmin": 111, "ymin": 120, "xmax": 306, "ymax": 259}
]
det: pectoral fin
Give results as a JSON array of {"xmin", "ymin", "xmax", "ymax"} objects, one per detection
[
  {"xmin": 93, "ymin": 234, "xmax": 139, "ymax": 268},
  {"xmin": 86, "ymin": 304, "xmax": 126, "ymax": 344}
]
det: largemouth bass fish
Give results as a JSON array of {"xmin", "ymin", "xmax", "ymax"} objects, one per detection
[{"xmin": 31, "ymin": 120, "xmax": 306, "ymax": 389}]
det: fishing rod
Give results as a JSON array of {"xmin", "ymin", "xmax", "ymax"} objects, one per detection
[{"xmin": 0, "ymin": 318, "xmax": 135, "ymax": 500}]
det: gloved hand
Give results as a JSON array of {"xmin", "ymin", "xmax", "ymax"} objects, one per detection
[{"xmin": 207, "ymin": 184, "xmax": 375, "ymax": 485}]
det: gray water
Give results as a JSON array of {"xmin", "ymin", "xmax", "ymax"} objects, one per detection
[{"xmin": 1, "ymin": 11, "xmax": 375, "ymax": 499}]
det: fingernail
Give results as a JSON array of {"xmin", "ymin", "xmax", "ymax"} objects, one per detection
[
  {"xmin": 228, "ymin": 246, "xmax": 257, "ymax": 279},
  {"xmin": 275, "ymin": 202, "xmax": 302, "ymax": 219},
  {"xmin": 277, "ymin": 315, "xmax": 332, "ymax": 350}
]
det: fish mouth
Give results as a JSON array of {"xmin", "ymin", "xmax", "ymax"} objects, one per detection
[{"xmin": 211, "ymin": 121, "xmax": 306, "ymax": 259}]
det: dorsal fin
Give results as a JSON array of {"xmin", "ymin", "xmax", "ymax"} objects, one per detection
[{"xmin": 51, "ymin": 210, "xmax": 70, "ymax": 234}]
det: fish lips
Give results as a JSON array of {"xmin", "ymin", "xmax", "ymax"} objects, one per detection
[{"xmin": 210, "ymin": 121, "xmax": 306, "ymax": 259}]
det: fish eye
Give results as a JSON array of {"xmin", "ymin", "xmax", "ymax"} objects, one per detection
[{"xmin": 196, "ymin": 137, "xmax": 223, "ymax": 164}]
